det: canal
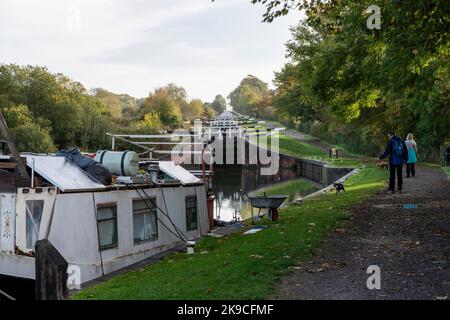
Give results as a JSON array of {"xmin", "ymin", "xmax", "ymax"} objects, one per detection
[
  {"xmin": 210, "ymin": 164, "xmax": 320, "ymax": 222},
  {"xmin": 0, "ymin": 275, "xmax": 35, "ymax": 300}
]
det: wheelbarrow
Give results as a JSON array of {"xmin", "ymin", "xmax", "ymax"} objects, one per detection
[{"xmin": 241, "ymin": 190, "xmax": 288, "ymax": 223}]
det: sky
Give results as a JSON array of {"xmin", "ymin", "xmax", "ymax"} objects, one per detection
[{"xmin": 0, "ymin": 0, "xmax": 303, "ymax": 102}]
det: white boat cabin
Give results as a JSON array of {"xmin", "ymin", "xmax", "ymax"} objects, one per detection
[{"xmin": 0, "ymin": 154, "xmax": 208, "ymax": 284}]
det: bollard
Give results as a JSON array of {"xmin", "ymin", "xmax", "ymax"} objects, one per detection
[
  {"xmin": 35, "ymin": 239, "xmax": 68, "ymax": 300},
  {"xmin": 207, "ymin": 194, "xmax": 215, "ymax": 231}
]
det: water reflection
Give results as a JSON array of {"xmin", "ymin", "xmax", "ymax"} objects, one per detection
[{"xmin": 211, "ymin": 165, "xmax": 308, "ymax": 222}]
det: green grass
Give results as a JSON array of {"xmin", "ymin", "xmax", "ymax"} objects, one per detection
[
  {"xmin": 247, "ymin": 123, "xmax": 368, "ymax": 168},
  {"xmin": 261, "ymin": 133, "xmax": 366, "ymax": 168},
  {"xmin": 307, "ymin": 136, "xmax": 367, "ymax": 160},
  {"xmin": 324, "ymin": 158, "xmax": 365, "ymax": 168},
  {"xmin": 261, "ymin": 120, "xmax": 366, "ymax": 159},
  {"xmin": 250, "ymin": 178, "xmax": 319, "ymax": 198},
  {"xmin": 73, "ymin": 166, "xmax": 387, "ymax": 300},
  {"xmin": 443, "ymin": 166, "xmax": 450, "ymax": 179},
  {"xmin": 260, "ymin": 133, "xmax": 327, "ymax": 158},
  {"xmin": 277, "ymin": 134, "xmax": 327, "ymax": 157}
]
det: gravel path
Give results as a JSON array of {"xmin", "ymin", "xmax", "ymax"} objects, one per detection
[{"xmin": 272, "ymin": 166, "xmax": 450, "ymax": 300}]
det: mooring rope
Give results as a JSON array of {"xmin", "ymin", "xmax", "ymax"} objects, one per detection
[
  {"xmin": 126, "ymin": 184, "xmax": 190, "ymax": 243},
  {"xmin": 0, "ymin": 288, "xmax": 16, "ymax": 300}
]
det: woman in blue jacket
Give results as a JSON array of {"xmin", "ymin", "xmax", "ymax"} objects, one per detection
[{"xmin": 405, "ymin": 133, "xmax": 419, "ymax": 178}]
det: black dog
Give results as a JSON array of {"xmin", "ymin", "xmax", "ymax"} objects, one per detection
[{"xmin": 334, "ymin": 182, "xmax": 346, "ymax": 193}]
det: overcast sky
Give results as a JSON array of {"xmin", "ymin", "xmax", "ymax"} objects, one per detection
[{"xmin": 0, "ymin": 0, "xmax": 302, "ymax": 102}]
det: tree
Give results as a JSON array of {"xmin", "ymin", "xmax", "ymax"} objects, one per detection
[
  {"xmin": 140, "ymin": 86, "xmax": 183, "ymax": 127},
  {"xmin": 138, "ymin": 113, "xmax": 162, "ymax": 134},
  {"xmin": 12, "ymin": 123, "xmax": 56, "ymax": 153},
  {"xmin": 261, "ymin": 0, "xmax": 449, "ymax": 159},
  {"xmin": 2, "ymin": 104, "xmax": 56, "ymax": 153},
  {"xmin": 250, "ymin": 0, "xmax": 322, "ymax": 23},
  {"xmin": 183, "ymin": 99, "xmax": 204, "ymax": 121},
  {"xmin": 273, "ymin": 63, "xmax": 316, "ymax": 125},
  {"xmin": 202, "ymin": 103, "xmax": 217, "ymax": 119},
  {"xmin": 78, "ymin": 97, "xmax": 114, "ymax": 150},
  {"xmin": 0, "ymin": 64, "xmax": 118, "ymax": 151},
  {"xmin": 93, "ymin": 88, "xmax": 138, "ymax": 120},
  {"xmin": 211, "ymin": 95, "xmax": 227, "ymax": 113},
  {"xmin": 255, "ymin": 92, "xmax": 276, "ymax": 120},
  {"xmin": 166, "ymin": 83, "xmax": 187, "ymax": 102},
  {"xmin": 0, "ymin": 64, "xmax": 224, "ymax": 152},
  {"xmin": 228, "ymin": 75, "xmax": 270, "ymax": 116}
]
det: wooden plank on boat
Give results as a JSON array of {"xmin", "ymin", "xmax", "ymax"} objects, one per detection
[{"xmin": 0, "ymin": 162, "xmax": 17, "ymax": 169}]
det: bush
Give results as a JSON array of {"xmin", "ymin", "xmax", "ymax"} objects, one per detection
[
  {"xmin": 11, "ymin": 122, "xmax": 56, "ymax": 153},
  {"xmin": 138, "ymin": 113, "xmax": 162, "ymax": 134}
]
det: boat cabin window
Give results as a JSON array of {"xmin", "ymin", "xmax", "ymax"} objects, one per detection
[
  {"xmin": 185, "ymin": 196, "xmax": 198, "ymax": 231},
  {"xmin": 26, "ymin": 200, "xmax": 44, "ymax": 250},
  {"xmin": 97, "ymin": 204, "xmax": 118, "ymax": 250},
  {"xmin": 133, "ymin": 199, "xmax": 158, "ymax": 244}
]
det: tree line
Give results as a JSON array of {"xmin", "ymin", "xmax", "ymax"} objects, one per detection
[
  {"xmin": 2, "ymin": 0, "xmax": 448, "ymax": 161},
  {"xmin": 247, "ymin": 0, "xmax": 449, "ymax": 160},
  {"xmin": 0, "ymin": 64, "xmax": 229, "ymax": 153}
]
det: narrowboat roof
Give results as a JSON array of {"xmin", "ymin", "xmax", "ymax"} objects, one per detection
[
  {"xmin": 25, "ymin": 154, "xmax": 106, "ymax": 192},
  {"xmin": 0, "ymin": 154, "xmax": 202, "ymax": 193}
]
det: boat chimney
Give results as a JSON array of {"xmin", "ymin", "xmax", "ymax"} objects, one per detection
[{"xmin": 147, "ymin": 163, "xmax": 159, "ymax": 183}]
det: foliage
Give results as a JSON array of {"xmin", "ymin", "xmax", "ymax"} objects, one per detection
[
  {"xmin": 202, "ymin": 103, "xmax": 217, "ymax": 119},
  {"xmin": 93, "ymin": 88, "xmax": 138, "ymax": 120},
  {"xmin": 140, "ymin": 87, "xmax": 183, "ymax": 127},
  {"xmin": 250, "ymin": 0, "xmax": 305, "ymax": 23},
  {"xmin": 183, "ymin": 99, "xmax": 204, "ymax": 121},
  {"xmin": 141, "ymin": 84, "xmax": 213, "ymax": 127},
  {"xmin": 138, "ymin": 113, "xmax": 162, "ymax": 134},
  {"xmin": 0, "ymin": 64, "xmax": 118, "ymax": 152},
  {"xmin": 256, "ymin": 0, "xmax": 450, "ymax": 160},
  {"xmin": 210, "ymin": 94, "xmax": 227, "ymax": 113},
  {"xmin": 0, "ymin": 64, "xmax": 224, "ymax": 152},
  {"xmin": 11, "ymin": 123, "xmax": 56, "ymax": 153},
  {"xmin": 228, "ymin": 75, "xmax": 271, "ymax": 117},
  {"xmin": 166, "ymin": 83, "xmax": 187, "ymax": 102},
  {"xmin": 2, "ymin": 104, "xmax": 56, "ymax": 153},
  {"xmin": 273, "ymin": 63, "xmax": 316, "ymax": 125}
]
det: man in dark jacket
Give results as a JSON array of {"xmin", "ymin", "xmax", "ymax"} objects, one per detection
[{"xmin": 379, "ymin": 132, "xmax": 409, "ymax": 193}]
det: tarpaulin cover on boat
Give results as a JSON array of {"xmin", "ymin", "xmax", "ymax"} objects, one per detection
[{"xmin": 56, "ymin": 148, "xmax": 112, "ymax": 185}]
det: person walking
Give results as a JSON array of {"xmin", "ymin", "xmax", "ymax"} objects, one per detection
[
  {"xmin": 379, "ymin": 132, "xmax": 409, "ymax": 193},
  {"xmin": 405, "ymin": 133, "xmax": 419, "ymax": 178}
]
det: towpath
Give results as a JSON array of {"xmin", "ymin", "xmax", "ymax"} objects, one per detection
[{"xmin": 272, "ymin": 166, "xmax": 450, "ymax": 299}]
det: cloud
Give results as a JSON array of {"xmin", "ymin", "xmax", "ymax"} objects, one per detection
[{"xmin": 0, "ymin": 0, "xmax": 302, "ymax": 101}]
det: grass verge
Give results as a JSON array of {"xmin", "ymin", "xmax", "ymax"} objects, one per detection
[
  {"xmin": 260, "ymin": 132, "xmax": 326, "ymax": 158},
  {"xmin": 73, "ymin": 166, "xmax": 387, "ymax": 300},
  {"xmin": 443, "ymin": 166, "xmax": 450, "ymax": 179},
  {"xmin": 250, "ymin": 178, "xmax": 319, "ymax": 198},
  {"xmin": 262, "ymin": 133, "xmax": 366, "ymax": 168}
]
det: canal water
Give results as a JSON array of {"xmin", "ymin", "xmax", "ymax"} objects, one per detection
[
  {"xmin": 0, "ymin": 275, "xmax": 35, "ymax": 300},
  {"xmin": 210, "ymin": 165, "xmax": 319, "ymax": 222}
]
